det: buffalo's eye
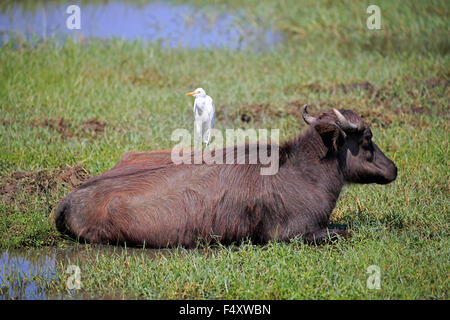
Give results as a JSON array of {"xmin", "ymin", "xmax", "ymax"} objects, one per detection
[
  {"xmin": 363, "ymin": 143, "xmax": 374, "ymax": 161},
  {"xmin": 365, "ymin": 149, "xmax": 374, "ymax": 162},
  {"xmin": 361, "ymin": 138, "xmax": 371, "ymax": 149},
  {"xmin": 361, "ymin": 131, "xmax": 372, "ymax": 148}
]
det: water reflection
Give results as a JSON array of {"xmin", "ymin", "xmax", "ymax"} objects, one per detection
[
  {"xmin": 0, "ymin": 246, "xmax": 177, "ymax": 300},
  {"xmin": 0, "ymin": 249, "xmax": 57, "ymax": 299},
  {"xmin": 0, "ymin": 1, "xmax": 282, "ymax": 50}
]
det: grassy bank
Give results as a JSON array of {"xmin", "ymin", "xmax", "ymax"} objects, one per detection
[{"xmin": 0, "ymin": 0, "xmax": 448, "ymax": 299}]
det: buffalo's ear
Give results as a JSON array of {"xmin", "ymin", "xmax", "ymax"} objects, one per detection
[{"xmin": 314, "ymin": 123, "xmax": 343, "ymax": 152}]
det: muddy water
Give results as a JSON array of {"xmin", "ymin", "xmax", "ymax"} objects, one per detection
[
  {"xmin": 0, "ymin": 246, "xmax": 169, "ymax": 300},
  {"xmin": 0, "ymin": 1, "xmax": 282, "ymax": 50}
]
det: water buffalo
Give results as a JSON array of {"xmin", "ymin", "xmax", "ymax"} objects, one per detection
[{"xmin": 54, "ymin": 106, "xmax": 397, "ymax": 247}]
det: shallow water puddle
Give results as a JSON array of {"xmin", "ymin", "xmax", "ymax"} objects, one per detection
[
  {"xmin": 0, "ymin": 248, "xmax": 57, "ymax": 299},
  {"xmin": 0, "ymin": 246, "xmax": 175, "ymax": 299},
  {"xmin": 0, "ymin": 1, "xmax": 282, "ymax": 50}
]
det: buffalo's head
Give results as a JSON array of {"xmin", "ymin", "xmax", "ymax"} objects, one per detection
[{"xmin": 302, "ymin": 105, "xmax": 397, "ymax": 184}]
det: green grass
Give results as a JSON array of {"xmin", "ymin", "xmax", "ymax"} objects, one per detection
[
  {"xmin": 0, "ymin": 0, "xmax": 449, "ymax": 299},
  {"xmin": 40, "ymin": 235, "xmax": 447, "ymax": 299}
]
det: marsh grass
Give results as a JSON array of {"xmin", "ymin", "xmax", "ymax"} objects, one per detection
[{"xmin": 0, "ymin": 0, "xmax": 448, "ymax": 299}]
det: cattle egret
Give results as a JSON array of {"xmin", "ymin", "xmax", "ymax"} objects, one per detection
[{"xmin": 185, "ymin": 88, "xmax": 215, "ymax": 146}]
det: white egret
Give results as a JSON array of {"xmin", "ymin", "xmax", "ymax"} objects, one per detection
[{"xmin": 185, "ymin": 88, "xmax": 215, "ymax": 147}]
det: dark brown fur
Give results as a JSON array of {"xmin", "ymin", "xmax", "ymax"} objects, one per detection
[{"xmin": 54, "ymin": 109, "xmax": 397, "ymax": 247}]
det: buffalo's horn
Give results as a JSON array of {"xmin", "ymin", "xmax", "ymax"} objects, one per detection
[
  {"xmin": 333, "ymin": 108, "xmax": 358, "ymax": 132},
  {"xmin": 302, "ymin": 104, "xmax": 316, "ymax": 125}
]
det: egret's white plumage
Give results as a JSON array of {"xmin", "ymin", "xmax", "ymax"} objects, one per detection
[{"xmin": 185, "ymin": 88, "xmax": 215, "ymax": 146}]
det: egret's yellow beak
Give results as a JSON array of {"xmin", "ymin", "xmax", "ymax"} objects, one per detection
[{"xmin": 185, "ymin": 91, "xmax": 200, "ymax": 96}]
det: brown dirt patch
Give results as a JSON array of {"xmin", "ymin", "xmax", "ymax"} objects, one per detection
[
  {"xmin": 332, "ymin": 81, "xmax": 376, "ymax": 95},
  {"xmin": 284, "ymin": 100, "xmax": 396, "ymax": 128},
  {"xmin": 30, "ymin": 117, "xmax": 73, "ymax": 138},
  {"xmin": 214, "ymin": 104, "xmax": 232, "ymax": 122},
  {"xmin": 0, "ymin": 165, "xmax": 91, "ymax": 206},
  {"xmin": 284, "ymin": 76, "xmax": 448, "ymax": 127},
  {"xmin": 222, "ymin": 94, "xmax": 441, "ymax": 129},
  {"xmin": 357, "ymin": 109, "xmax": 395, "ymax": 128},
  {"xmin": 284, "ymin": 99, "xmax": 312, "ymax": 118},
  {"xmin": 0, "ymin": 118, "xmax": 14, "ymax": 126},
  {"xmin": 237, "ymin": 102, "xmax": 284, "ymax": 123},
  {"xmin": 402, "ymin": 103, "xmax": 432, "ymax": 116},
  {"xmin": 29, "ymin": 117, "xmax": 107, "ymax": 139},
  {"xmin": 236, "ymin": 100, "xmax": 313, "ymax": 123},
  {"xmin": 286, "ymin": 77, "xmax": 447, "ymax": 100},
  {"xmin": 284, "ymin": 81, "xmax": 376, "ymax": 95},
  {"xmin": 82, "ymin": 118, "xmax": 106, "ymax": 135},
  {"xmin": 405, "ymin": 76, "xmax": 449, "ymax": 90}
]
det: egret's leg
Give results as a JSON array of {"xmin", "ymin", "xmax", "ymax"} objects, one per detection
[
  {"xmin": 204, "ymin": 127, "xmax": 212, "ymax": 147},
  {"xmin": 207, "ymin": 126, "xmax": 212, "ymax": 146},
  {"xmin": 201, "ymin": 121, "xmax": 210, "ymax": 145},
  {"xmin": 194, "ymin": 120, "xmax": 203, "ymax": 150}
]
